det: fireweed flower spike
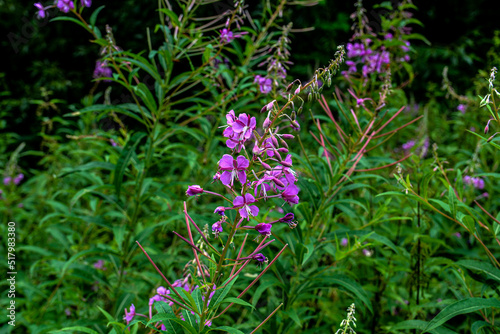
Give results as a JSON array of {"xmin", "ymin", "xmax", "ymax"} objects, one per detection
[
  {"xmin": 218, "ymin": 154, "xmax": 249, "ymax": 186},
  {"xmin": 233, "ymin": 193, "xmax": 259, "ymax": 220}
]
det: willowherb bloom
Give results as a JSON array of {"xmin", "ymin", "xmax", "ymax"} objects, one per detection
[
  {"xmin": 123, "ymin": 304, "xmax": 136, "ymax": 324},
  {"xmin": 255, "ymin": 223, "xmax": 272, "ymax": 236},
  {"xmin": 341, "ymin": 238, "xmax": 348, "ymax": 247},
  {"xmin": 56, "ymin": 0, "xmax": 74, "ymax": 13},
  {"xmin": 80, "ymin": 0, "xmax": 92, "ymax": 7},
  {"xmin": 233, "ymin": 194, "xmax": 259, "ymax": 220},
  {"xmin": 457, "ymin": 104, "xmax": 466, "ymax": 114},
  {"xmin": 223, "ymin": 110, "xmax": 257, "ymax": 152},
  {"xmin": 254, "ymin": 75, "xmax": 273, "ymax": 94},
  {"xmin": 463, "ymin": 176, "xmax": 485, "ymax": 190},
  {"xmin": 253, "ymin": 253, "xmax": 268, "ymax": 264},
  {"xmin": 93, "ymin": 259, "xmax": 105, "ymax": 270},
  {"xmin": 218, "ymin": 154, "xmax": 249, "ymax": 186},
  {"xmin": 3, "ymin": 177, "xmax": 11, "ymax": 186},
  {"xmin": 280, "ymin": 184, "xmax": 300, "ymax": 206},
  {"xmin": 186, "ymin": 185, "xmax": 204, "ymax": 196},
  {"xmin": 219, "ymin": 28, "xmax": 246, "ymax": 44},
  {"xmin": 212, "ymin": 221, "xmax": 223, "ymax": 237},
  {"xmin": 214, "ymin": 206, "xmax": 226, "ymax": 215},
  {"xmin": 402, "ymin": 140, "xmax": 415, "ymax": 151},
  {"xmin": 13, "ymin": 173, "xmax": 24, "ymax": 185},
  {"xmin": 34, "ymin": 3, "xmax": 49, "ymax": 18},
  {"xmin": 93, "ymin": 60, "xmax": 112, "ymax": 82}
]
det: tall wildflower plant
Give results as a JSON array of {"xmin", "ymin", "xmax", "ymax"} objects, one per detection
[{"xmin": 25, "ymin": 0, "xmax": 349, "ymax": 332}]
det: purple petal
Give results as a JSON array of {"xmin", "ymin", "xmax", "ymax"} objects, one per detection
[
  {"xmin": 233, "ymin": 196, "xmax": 244, "ymax": 207},
  {"xmin": 238, "ymin": 170, "xmax": 247, "ymax": 185},
  {"xmin": 249, "ymin": 205, "xmax": 259, "ymax": 217},
  {"xmin": 219, "ymin": 154, "xmax": 234, "ymax": 169},
  {"xmin": 220, "ymin": 171, "xmax": 232, "ymax": 186},
  {"xmin": 244, "ymin": 193, "xmax": 256, "ymax": 204},
  {"xmin": 236, "ymin": 156, "xmax": 249, "ymax": 169},
  {"xmin": 239, "ymin": 207, "xmax": 248, "ymax": 218}
]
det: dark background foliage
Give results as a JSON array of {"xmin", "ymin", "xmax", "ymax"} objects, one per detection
[{"xmin": 2, "ymin": 0, "xmax": 499, "ymax": 168}]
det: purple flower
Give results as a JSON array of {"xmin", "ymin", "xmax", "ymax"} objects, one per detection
[
  {"xmin": 123, "ymin": 304, "xmax": 135, "ymax": 324},
  {"xmin": 341, "ymin": 238, "xmax": 348, "ymax": 247},
  {"xmin": 81, "ymin": 0, "xmax": 92, "ymax": 7},
  {"xmin": 454, "ymin": 232, "xmax": 462, "ymax": 238},
  {"xmin": 385, "ymin": 33, "xmax": 393, "ymax": 40},
  {"xmin": 3, "ymin": 177, "xmax": 11, "ymax": 186},
  {"xmin": 279, "ymin": 213, "xmax": 294, "ymax": 224},
  {"xmin": 223, "ymin": 110, "xmax": 256, "ymax": 152},
  {"xmin": 402, "ymin": 140, "xmax": 415, "ymax": 150},
  {"xmin": 157, "ymin": 286, "xmax": 168, "ymax": 295},
  {"xmin": 254, "ymin": 75, "xmax": 272, "ymax": 94},
  {"xmin": 457, "ymin": 104, "xmax": 466, "ymax": 114},
  {"xmin": 281, "ymin": 184, "xmax": 300, "ymax": 206},
  {"xmin": 13, "ymin": 174, "xmax": 24, "ymax": 185},
  {"xmin": 218, "ymin": 154, "xmax": 249, "ymax": 186},
  {"xmin": 212, "ymin": 221, "xmax": 223, "ymax": 237},
  {"xmin": 253, "ymin": 253, "xmax": 268, "ymax": 264},
  {"xmin": 463, "ymin": 176, "xmax": 485, "ymax": 190},
  {"xmin": 34, "ymin": 3, "xmax": 48, "ymax": 18},
  {"xmin": 93, "ymin": 259, "xmax": 105, "ymax": 270},
  {"xmin": 186, "ymin": 185, "xmax": 204, "ymax": 196},
  {"xmin": 93, "ymin": 60, "xmax": 112, "ymax": 82},
  {"xmin": 255, "ymin": 223, "xmax": 272, "ymax": 236},
  {"xmin": 220, "ymin": 28, "xmax": 234, "ymax": 43},
  {"xmin": 214, "ymin": 206, "xmax": 226, "ymax": 215},
  {"xmin": 56, "ymin": 0, "xmax": 74, "ymax": 13},
  {"xmin": 233, "ymin": 194, "xmax": 259, "ymax": 220},
  {"xmin": 65, "ymin": 308, "xmax": 71, "ymax": 316}
]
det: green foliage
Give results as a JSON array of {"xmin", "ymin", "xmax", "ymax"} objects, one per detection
[{"xmin": 1, "ymin": 0, "xmax": 500, "ymax": 334}]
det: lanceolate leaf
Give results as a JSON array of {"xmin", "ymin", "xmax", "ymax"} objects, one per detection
[
  {"xmin": 114, "ymin": 132, "xmax": 146, "ymax": 199},
  {"xmin": 423, "ymin": 298, "xmax": 500, "ymax": 332}
]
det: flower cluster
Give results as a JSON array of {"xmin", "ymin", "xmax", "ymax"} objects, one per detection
[
  {"xmin": 3, "ymin": 173, "xmax": 24, "ymax": 186},
  {"xmin": 463, "ymin": 176, "xmax": 485, "ymax": 190},
  {"xmin": 93, "ymin": 60, "xmax": 112, "ymax": 82},
  {"xmin": 34, "ymin": 0, "xmax": 92, "ymax": 19},
  {"xmin": 187, "ymin": 104, "xmax": 300, "ymax": 238}
]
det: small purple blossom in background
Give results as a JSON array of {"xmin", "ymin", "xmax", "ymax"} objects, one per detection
[
  {"xmin": 402, "ymin": 140, "xmax": 415, "ymax": 151},
  {"xmin": 186, "ymin": 185, "xmax": 204, "ymax": 196},
  {"xmin": 463, "ymin": 176, "xmax": 485, "ymax": 190},
  {"xmin": 362, "ymin": 249, "xmax": 372, "ymax": 257},
  {"xmin": 214, "ymin": 206, "xmax": 226, "ymax": 215},
  {"xmin": 253, "ymin": 253, "xmax": 268, "ymax": 264},
  {"xmin": 457, "ymin": 104, "xmax": 466, "ymax": 114},
  {"xmin": 13, "ymin": 173, "xmax": 24, "ymax": 185},
  {"xmin": 65, "ymin": 308, "xmax": 71, "ymax": 316},
  {"xmin": 219, "ymin": 28, "xmax": 246, "ymax": 44},
  {"xmin": 34, "ymin": 3, "xmax": 48, "ymax": 18},
  {"xmin": 212, "ymin": 221, "xmax": 223, "ymax": 237},
  {"xmin": 93, "ymin": 259, "xmax": 105, "ymax": 270},
  {"xmin": 341, "ymin": 238, "xmax": 348, "ymax": 247},
  {"xmin": 110, "ymin": 139, "xmax": 118, "ymax": 147},
  {"xmin": 220, "ymin": 28, "xmax": 234, "ymax": 43},
  {"xmin": 254, "ymin": 75, "xmax": 273, "ymax": 94},
  {"xmin": 255, "ymin": 223, "xmax": 272, "ymax": 236},
  {"xmin": 93, "ymin": 60, "xmax": 112, "ymax": 82},
  {"xmin": 233, "ymin": 193, "xmax": 259, "ymax": 220},
  {"xmin": 3, "ymin": 177, "xmax": 12, "ymax": 186},
  {"xmin": 124, "ymin": 304, "xmax": 135, "ymax": 324},
  {"xmin": 454, "ymin": 232, "xmax": 462, "ymax": 238},
  {"xmin": 56, "ymin": 0, "xmax": 74, "ymax": 13},
  {"xmin": 81, "ymin": 0, "xmax": 92, "ymax": 7}
]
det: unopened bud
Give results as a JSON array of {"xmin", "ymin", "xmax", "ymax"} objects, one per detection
[
  {"xmin": 294, "ymin": 85, "xmax": 301, "ymax": 95},
  {"xmin": 263, "ymin": 117, "xmax": 271, "ymax": 129},
  {"xmin": 279, "ymin": 159, "xmax": 293, "ymax": 167},
  {"xmin": 279, "ymin": 138, "xmax": 289, "ymax": 149},
  {"xmin": 281, "ymin": 134, "xmax": 294, "ymax": 140},
  {"xmin": 261, "ymin": 161, "xmax": 272, "ymax": 171},
  {"xmin": 271, "ymin": 135, "xmax": 279, "ymax": 148},
  {"xmin": 272, "ymin": 177, "xmax": 285, "ymax": 188},
  {"xmin": 278, "ymin": 147, "xmax": 289, "ymax": 154}
]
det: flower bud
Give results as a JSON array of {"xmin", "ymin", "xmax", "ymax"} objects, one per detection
[
  {"xmin": 272, "ymin": 177, "xmax": 285, "ymax": 188},
  {"xmin": 186, "ymin": 185, "xmax": 204, "ymax": 196},
  {"xmin": 278, "ymin": 147, "xmax": 289, "ymax": 154}
]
